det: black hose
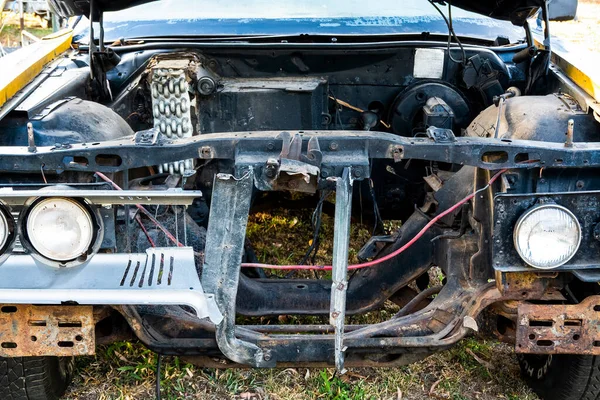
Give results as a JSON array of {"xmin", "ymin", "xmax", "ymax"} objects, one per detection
[
  {"xmin": 393, "ymin": 285, "xmax": 443, "ymax": 318},
  {"xmin": 156, "ymin": 354, "xmax": 162, "ymax": 400},
  {"xmin": 427, "ymin": 0, "xmax": 467, "ymax": 65}
]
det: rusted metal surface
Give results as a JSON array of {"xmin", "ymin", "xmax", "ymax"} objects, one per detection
[
  {"xmin": 516, "ymin": 295, "xmax": 600, "ymax": 355},
  {"xmin": 495, "ymin": 271, "xmax": 550, "ymax": 299},
  {"xmin": 0, "ymin": 304, "xmax": 95, "ymax": 357}
]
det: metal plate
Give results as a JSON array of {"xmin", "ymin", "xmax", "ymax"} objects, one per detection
[
  {"xmin": 0, "ymin": 188, "xmax": 201, "ymax": 206},
  {"xmin": 493, "ymin": 191, "xmax": 600, "ymax": 272},
  {"xmin": 0, "ymin": 304, "xmax": 94, "ymax": 357},
  {"xmin": 516, "ymin": 296, "xmax": 600, "ymax": 355},
  {"xmin": 0, "ymin": 247, "xmax": 222, "ymax": 325}
]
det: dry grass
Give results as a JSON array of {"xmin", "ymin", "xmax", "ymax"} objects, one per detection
[{"xmin": 64, "ymin": 338, "xmax": 536, "ymax": 400}]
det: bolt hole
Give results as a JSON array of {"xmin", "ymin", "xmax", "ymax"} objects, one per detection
[
  {"xmin": 529, "ymin": 334, "xmax": 536, "ymax": 340},
  {"xmin": 537, "ymin": 340, "xmax": 554, "ymax": 347},
  {"xmin": 573, "ymin": 334, "xmax": 581, "ymax": 341},
  {"xmin": 31, "ymin": 336, "xmax": 37, "ymax": 342},
  {"xmin": 75, "ymin": 335, "xmax": 83, "ymax": 342}
]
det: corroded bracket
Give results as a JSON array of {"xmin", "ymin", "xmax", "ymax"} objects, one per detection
[
  {"xmin": 0, "ymin": 304, "xmax": 94, "ymax": 357},
  {"xmin": 517, "ymin": 295, "xmax": 600, "ymax": 355}
]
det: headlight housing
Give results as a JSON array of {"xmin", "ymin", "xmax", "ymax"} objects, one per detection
[
  {"xmin": 513, "ymin": 204, "xmax": 581, "ymax": 269},
  {"xmin": 22, "ymin": 197, "xmax": 102, "ymax": 267}
]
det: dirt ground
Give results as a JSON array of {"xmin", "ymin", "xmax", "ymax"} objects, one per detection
[
  {"xmin": 549, "ymin": 1, "xmax": 600, "ymax": 54},
  {"xmin": 1, "ymin": 2, "xmax": 599, "ymax": 399}
]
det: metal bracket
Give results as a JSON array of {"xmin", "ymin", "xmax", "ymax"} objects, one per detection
[
  {"xmin": 256, "ymin": 132, "xmax": 323, "ymax": 193},
  {"xmin": 134, "ymin": 128, "xmax": 161, "ymax": 146},
  {"xmin": 201, "ymin": 168, "xmax": 274, "ymax": 367},
  {"xmin": 426, "ymin": 126, "xmax": 456, "ymax": 143},
  {"xmin": 516, "ymin": 295, "xmax": 600, "ymax": 355},
  {"xmin": 0, "ymin": 304, "xmax": 95, "ymax": 357},
  {"xmin": 329, "ymin": 167, "xmax": 353, "ymax": 374},
  {"xmin": 0, "ymin": 188, "xmax": 201, "ymax": 206}
]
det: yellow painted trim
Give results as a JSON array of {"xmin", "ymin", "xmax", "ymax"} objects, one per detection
[
  {"xmin": 0, "ymin": 29, "xmax": 73, "ymax": 108},
  {"xmin": 534, "ymin": 38, "xmax": 600, "ymax": 105}
]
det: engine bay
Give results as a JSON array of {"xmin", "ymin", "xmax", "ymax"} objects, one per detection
[{"xmin": 1, "ymin": 37, "xmax": 600, "ymax": 370}]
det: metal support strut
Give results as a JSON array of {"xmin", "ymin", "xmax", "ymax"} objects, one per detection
[
  {"xmin": 201, "ymin": 168, "xmax": 274, "ymax": 367},
  {"xmin": 329, "ymin": 168, "xmax": 353, "ymax": 374}
]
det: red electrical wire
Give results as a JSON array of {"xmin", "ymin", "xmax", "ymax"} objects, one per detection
[
  {"xmin": 241, "ymin": 169, "xmax": 508, "ymax": 271},
  {"xmin": 135, "ymin": 214, "xmax": 156, "ymax": 248},
  {"xmin": 95, "ymin": 171, "xmax": 184, "ymax": 247}
]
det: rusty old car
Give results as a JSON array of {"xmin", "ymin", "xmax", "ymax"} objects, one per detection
[{"xmin": 0, "ymin": 0, "xmax": 597, "ymax": 398}]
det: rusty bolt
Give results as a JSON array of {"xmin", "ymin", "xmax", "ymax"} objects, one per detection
[
  {"xmin": 264, "ymin": 158, "xmax": 279, "ymax": 179},
  {"xmin": 263, "ymin": 351, "xmax": 272, "ymax": 361},
  {"xmin": 565, "ymin": 119, "xmax": 574, "ymax": 148},
  {"xmin": 200, "ymin": 146, "xmax": 212, "ymax": 158},
  {"xmin": 264, "ymin": 168, "xmax": 277, "ymax": 179},
  {"xmin": 331, "ymin": 311, "xmax": 340, "ymax": 318},
  {"xmin": 392, "ymin": 146, "xmax": 404, "ymax": 162}
]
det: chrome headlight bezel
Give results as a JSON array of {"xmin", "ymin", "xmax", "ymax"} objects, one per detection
[
  {"xmin": 20, "ymin": 197, "xmax": 104, "ymax": 268},
  {"xmin": 0, "ymin": 203, "xmax": 16, "ymax": 262},
  {"xmin": 513, "ymin": 203, "xmax": 582, "ymax": 270}
]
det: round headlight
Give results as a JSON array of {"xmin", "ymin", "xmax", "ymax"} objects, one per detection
[
  {"xmin": 26, "ymin": 198, "xmax": 95, "ymax": 262},
  {"xmin": 514, "ymin": 204, "xmax": 581, "ymax": 269}
]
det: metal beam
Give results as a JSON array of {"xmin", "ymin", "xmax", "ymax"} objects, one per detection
[
  {"xmin": 329, "ymin": 167, "xmax": 353, "ymax": 374},
  {"xmin": 201, "ymin": 168, "xmax": 274, "ymax": 367}
]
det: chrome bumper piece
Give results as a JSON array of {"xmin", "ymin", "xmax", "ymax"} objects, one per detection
[{"xmin": 0, "ymin": 247, "xmax": 222, "ymax": 324}]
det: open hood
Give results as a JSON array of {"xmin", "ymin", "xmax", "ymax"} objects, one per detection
[
  {"xmin": 49, "ymin": 0, "xmax": 543, "ymax": 25},
  {"xmin": 450, "ymin": 0, "xmax": 544, "ymax": 25}
]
